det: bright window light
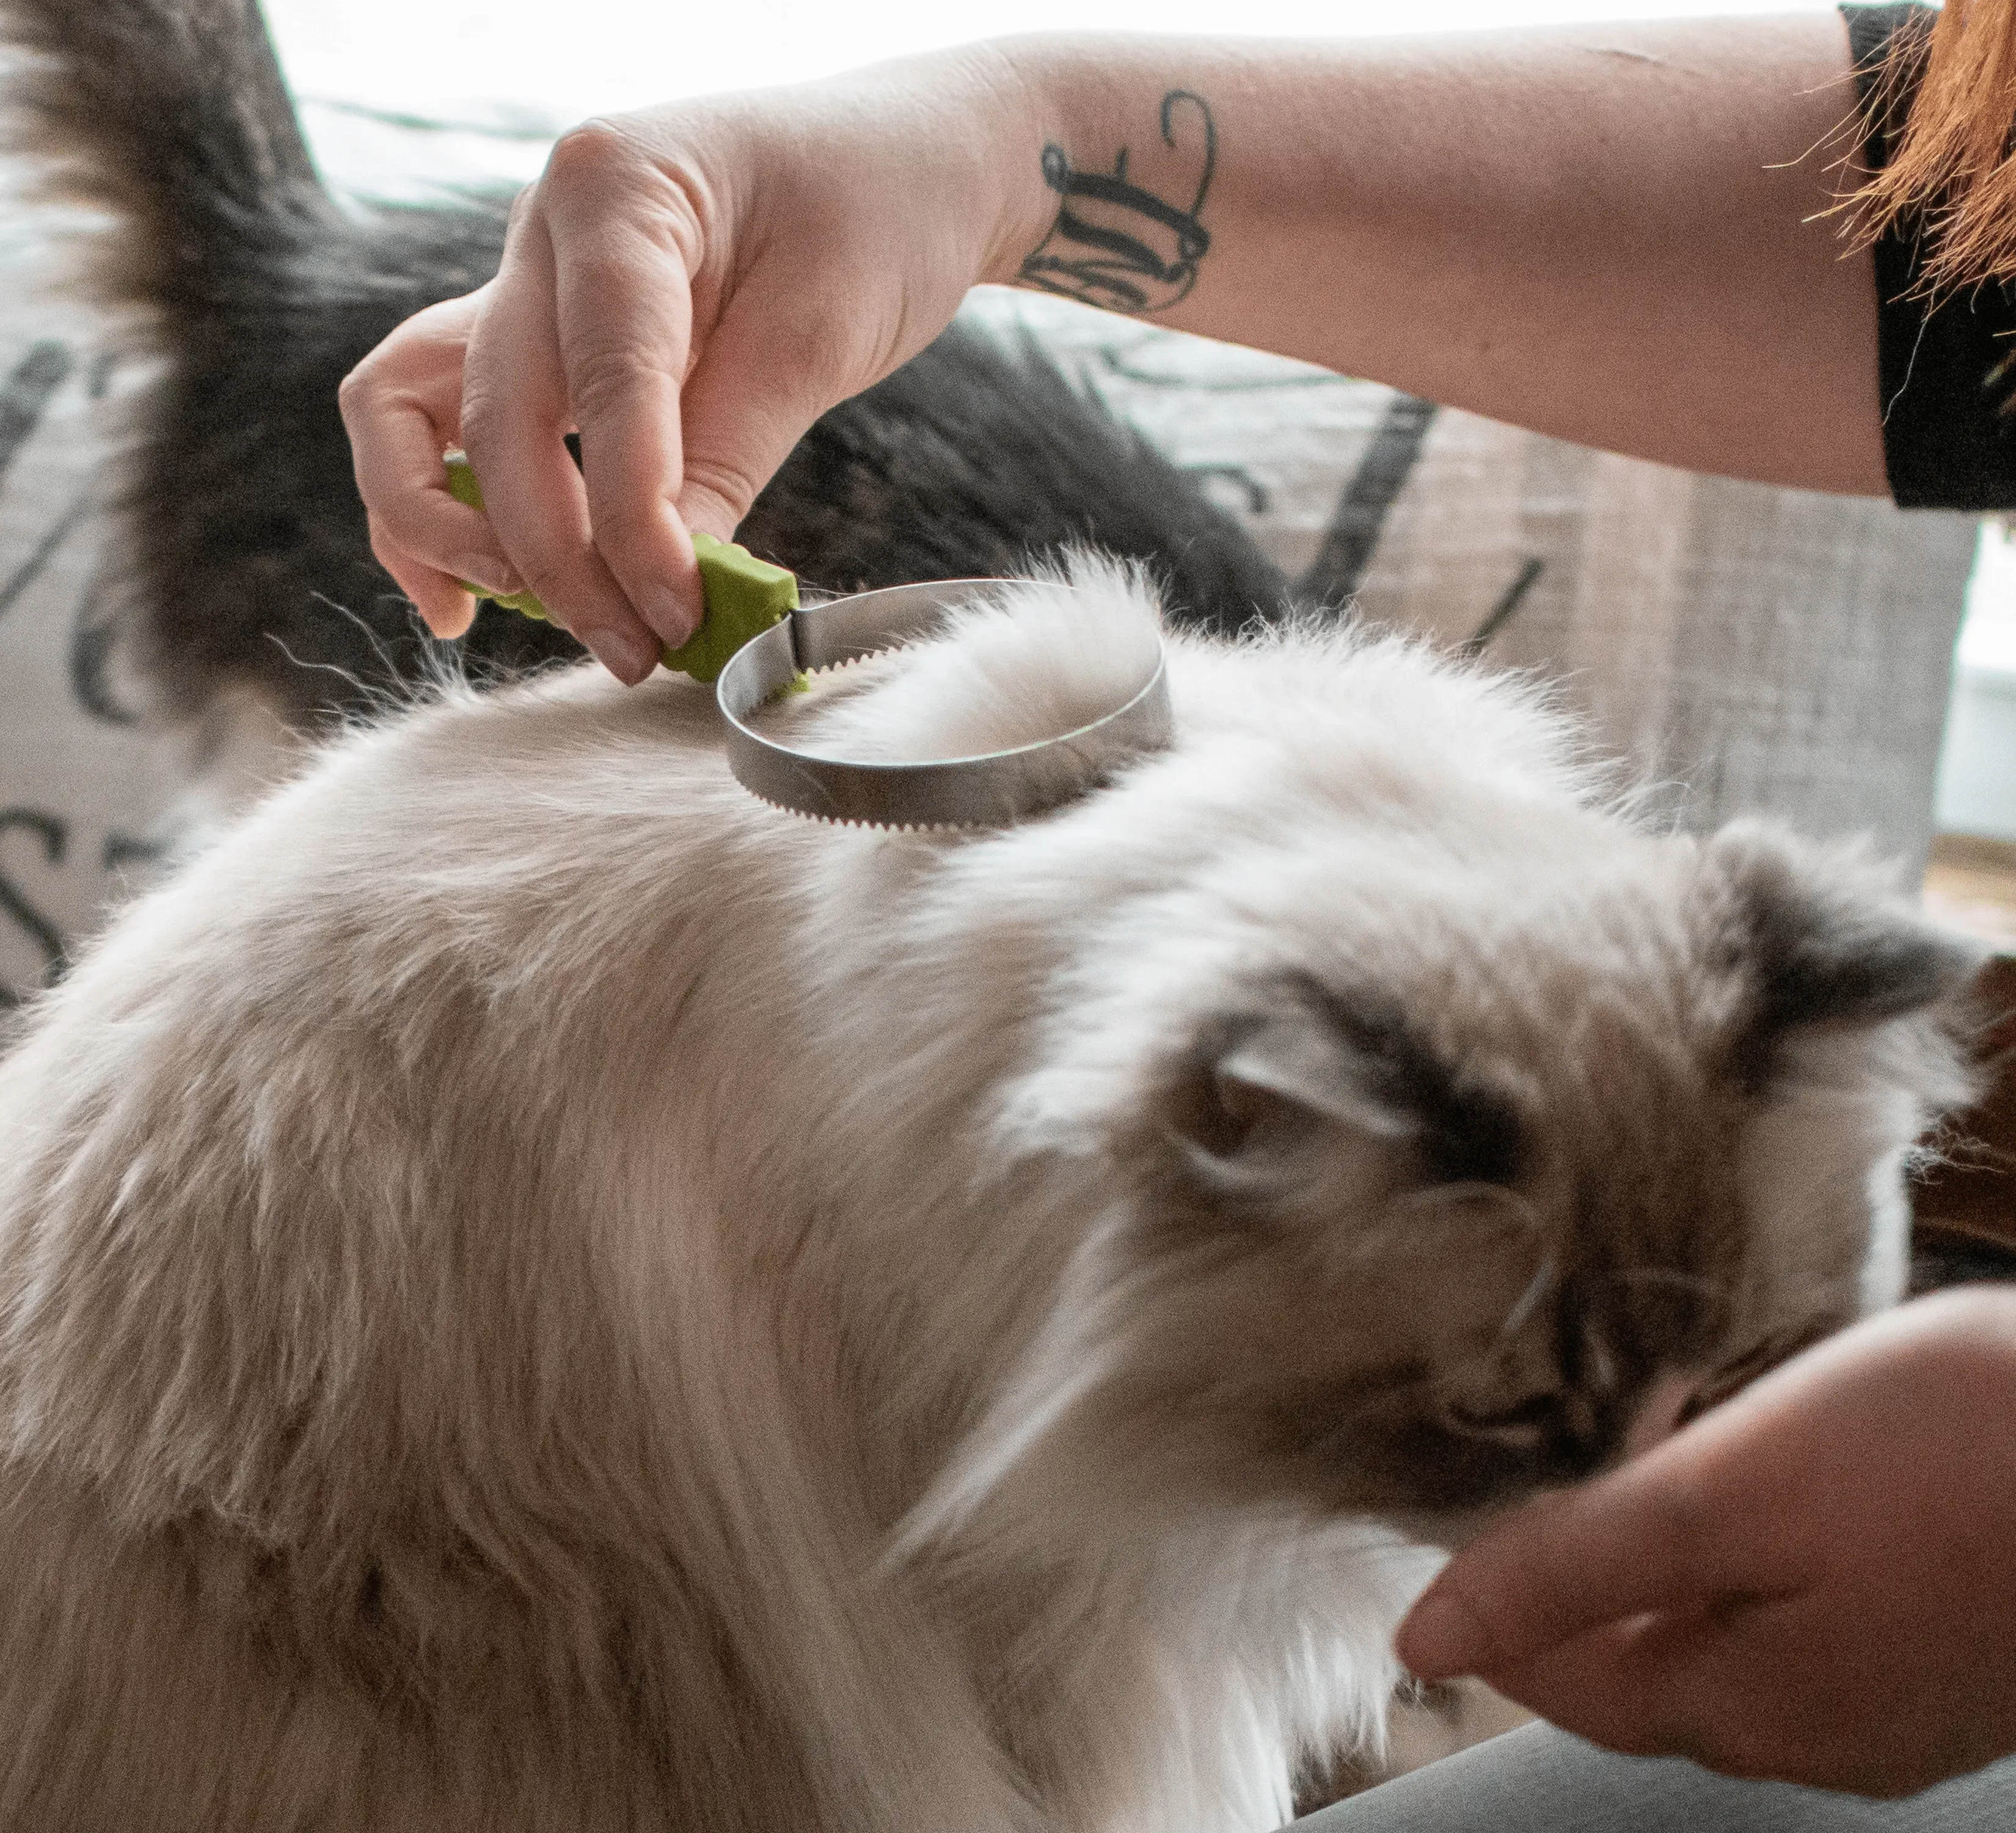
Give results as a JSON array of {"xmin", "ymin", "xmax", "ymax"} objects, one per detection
[{"xmin": 267, "ymin": 0, "xmax": 1840, "ymax": 128}]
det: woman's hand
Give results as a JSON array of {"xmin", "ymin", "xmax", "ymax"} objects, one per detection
[
  {"xmin": 338, "ymin": 48, "xmax": 1045, "ymax": 681},
  {"xmin": 341, "ymin": 15, "xmax": 1883, "ymax": 685},
  {"xmin": 1396, "ymin": 1288, "xmax": 2016, "ymax": 1798}
]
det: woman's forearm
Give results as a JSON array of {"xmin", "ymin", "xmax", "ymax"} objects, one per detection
[
  {"xmin": 343, "ymin": 13, "xmax": 1886, "ymax": 670},
  {"xmin": 983, "ymin": 16, "xmax": 1883, "ymax": 493}
]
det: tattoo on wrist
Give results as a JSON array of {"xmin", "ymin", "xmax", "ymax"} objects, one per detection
[{"xmin": 1019, "ymin": 89, "xmax": 1216, "ymax": 314}]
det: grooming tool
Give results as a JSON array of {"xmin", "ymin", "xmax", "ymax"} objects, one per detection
[
  {"xmin": 443, "ymin": 453, "xmax": 797, "ymax": 681},
  {"xmin": 440, "ymin": 453, "xmax": 1172, "ymax": 829},
  {"xmin": 717, "ymin": 577, "xmax": 1172, "ymax": 829}
]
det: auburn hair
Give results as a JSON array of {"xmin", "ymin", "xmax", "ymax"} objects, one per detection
[{"xmin": 1855, "ymin": 0, "xmax": 2016, "ymax": 288}]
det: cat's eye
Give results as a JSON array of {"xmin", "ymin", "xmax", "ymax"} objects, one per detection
[{"xmin": 1417, "ymin": 1088, "xmax": 1524, "ymax": 1187}]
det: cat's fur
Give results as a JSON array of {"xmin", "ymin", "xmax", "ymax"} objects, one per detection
[
  {"xmin": 0, "ymin": 558, "xmax": 1976, "ymax": 1831},
  {"xmin": 0, "ymin": 0, "xmax": 1287, "ymax": 738}
]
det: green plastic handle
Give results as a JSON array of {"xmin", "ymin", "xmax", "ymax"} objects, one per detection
[{"xmin": 442, "ymin": 452, "xmax": 798, "ymax": 682}]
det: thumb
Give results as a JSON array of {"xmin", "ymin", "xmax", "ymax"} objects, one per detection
[{"xmin": 1395, "ymin": 1441, "xmax": 1779, "ymax": 1681}]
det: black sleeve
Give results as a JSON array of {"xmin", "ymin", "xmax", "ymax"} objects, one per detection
[{"xmin": 1846, "ymin": 1, "xmax": 2016, "ymax": 508}]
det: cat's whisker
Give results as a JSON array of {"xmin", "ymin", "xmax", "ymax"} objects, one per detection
[
  {"xmin": 1603, "ymin": 1265, "xmax": 1728, "ymax": 1300},
  {"xmin": 1494, "ymin": 1251, "xmax": 1558, "ymax": 1344}
]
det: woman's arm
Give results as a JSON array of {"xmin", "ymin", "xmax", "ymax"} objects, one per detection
[
  {"xmin": 1007, "ymin": 18, "xmax": 1878, "ymax": 492},
  {"xmin": 340, "ymin": 13, "xmax": 1877, "ymax": 682}
]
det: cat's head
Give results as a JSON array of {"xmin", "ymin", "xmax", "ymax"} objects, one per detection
[{"xmin": 932, "ymin": 813, "xmax": 1977, "ymax": 1549}]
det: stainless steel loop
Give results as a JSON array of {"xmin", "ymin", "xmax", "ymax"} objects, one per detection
[{"xmin": 715, "ymin": 579, "xmax": 1172, "ymax": 829}]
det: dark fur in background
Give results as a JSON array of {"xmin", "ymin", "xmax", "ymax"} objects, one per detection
[{"xmin": 0, "ymin": 0, "xmax": 1289, "ymax": 733}]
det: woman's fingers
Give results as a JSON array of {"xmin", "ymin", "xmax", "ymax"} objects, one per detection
[
  {"xmin": 1397, "ymin": 1342, "xmax": 1827, "ymax": 1683},
  {"xmin": 1480, "ymin": 1571, "xmax": 1985, "ymax": 1797},
  {"xmin": 339, "ymin": 297, "xmax": 520, "ymax": 597},
  {"xmin": 461, "ymin": 190, "xmax": 663, "ymax": 685},
  {"xmin": 1401, "ymin": 1295, "xmax": 2016, "ymax": 1794},
  {"xmin": 1396, "ymin": 1449, "xmax": 1759, "ymax": 1682},
  {"xmin": 1480, "ymin": 1606, "xmax": 1783, "ymax": 1769},
  {"xmin": 544, "ymin": 123, "xmax": 707, "ymax": 649},
  {"xmin": 366, "ymin": 511, "xmax": 476, "ymax": 638}
]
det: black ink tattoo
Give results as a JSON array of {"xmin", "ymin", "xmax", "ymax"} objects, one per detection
[{"xmin": 1020, "ymin": 90, "xmax": 1216, "ymax": 315}]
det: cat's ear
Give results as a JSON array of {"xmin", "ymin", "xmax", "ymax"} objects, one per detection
[
  {"xmin": 1707, "ymin": 822, "xmax": 1981, "ymax": 1031},
  {"xmin": 1174, "ymin": 1009, "xmax": 1415, "ymax": 1159},
  {"xmin": 1169, "ymin": 982, "xmax": 1522, "ymax": 1185}
]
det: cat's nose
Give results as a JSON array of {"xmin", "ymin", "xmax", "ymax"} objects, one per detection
[{"xmin": 1620, "ymin": 1371, "xmax": 1696, "ymax": 1462}]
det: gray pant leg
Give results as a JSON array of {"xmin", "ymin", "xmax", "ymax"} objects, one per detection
[{"xmin": 1293, "ymin": 1722, "xmax": 2016, "ymax": 1833}]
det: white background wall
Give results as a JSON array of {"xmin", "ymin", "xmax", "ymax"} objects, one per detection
[{"xmin": 265, "ymin": 0, "xmax": 1839, "ymax": 130}]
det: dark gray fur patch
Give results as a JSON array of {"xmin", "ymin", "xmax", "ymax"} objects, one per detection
[
  {"xmin": 1183, "ymin": 978, "xmax": 1525, "ymax": 1188},
  {"xmin": 1712, "ymin": 826, "xmax": 1979, "ymax": 1034},
  {"xmin": 1305, "ymin": 985, "xmax": 1525, "ymax": 1187}
]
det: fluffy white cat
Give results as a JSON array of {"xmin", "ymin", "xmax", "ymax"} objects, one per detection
[{"xmin": 0, "ymin": 558, "xmax": 1973, "ymax": 1832}]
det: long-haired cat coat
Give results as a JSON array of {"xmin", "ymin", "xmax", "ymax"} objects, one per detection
[{"xmin": 0, "ymin": 558, "xmax": 1975, "ymax": 1832}]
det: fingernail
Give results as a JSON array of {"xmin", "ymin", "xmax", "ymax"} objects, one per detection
[
  {"xmin": 422, "ymin": 601, "xmax": 477, "ymax": 641},
  {"xmin": 583, "ymin": 625, "xmax": 659, "ymax": 686},
  {"xmin": 1397, "ymin": 1582, "xmax": 1492, "ymax": 1679},
  {"xmin": 648, "ymin": 587, "xmax": 702, "ymax": 651},
  {"xmin": 455, "ymin": 555, "xmax": 523, "ymax": 598}
]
